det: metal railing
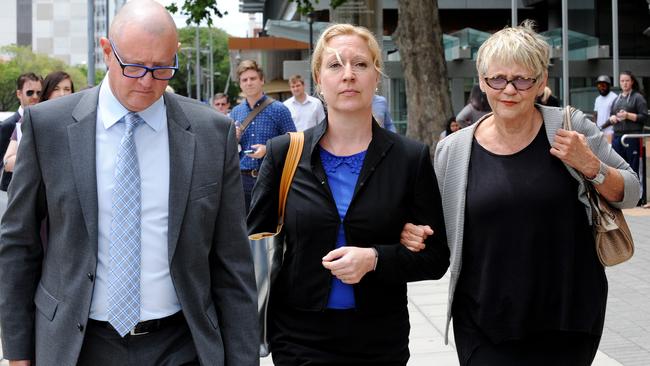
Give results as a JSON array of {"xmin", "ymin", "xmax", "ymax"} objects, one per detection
[{"xmin": 621, "ymin": 127, "xmax": 650, "ymax": 205}]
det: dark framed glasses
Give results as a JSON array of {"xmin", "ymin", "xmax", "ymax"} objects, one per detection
[
  {"xmin": 484, "ymin": 76, "xmax": 537, "ymax": 91},
  {"xmin": 25, "ymin": 90, "xmax": 42, "ymax": 97},
  {"xmin": 109, "ymin": 39, "xmax": 178, "ymax": 80}
]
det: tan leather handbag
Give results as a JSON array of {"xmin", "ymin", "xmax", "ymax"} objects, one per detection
[
  {"xmin": 563, "ymin": 106, "xmax": 634, "ymax": 266},
  {"xmin": 249, "ymin": 132, "xmax": 304, "ymax": 357}
]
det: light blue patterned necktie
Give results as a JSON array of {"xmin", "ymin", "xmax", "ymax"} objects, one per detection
[{"xmin": 108, "ymin": 112, "xmax": 143, "ymax": 337}]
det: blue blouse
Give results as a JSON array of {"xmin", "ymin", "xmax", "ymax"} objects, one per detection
[{"xmin": 319, "ymin": 147, "xmax": 367, "ymax": 309}]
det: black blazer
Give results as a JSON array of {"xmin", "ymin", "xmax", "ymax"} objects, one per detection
[
  {"xmin": 248, "ymin": 120, "xmax": 449, "ymax": 314},
  {"xmin": 0, "ymin": 111, "xmax": 19, "ymax": 191}
]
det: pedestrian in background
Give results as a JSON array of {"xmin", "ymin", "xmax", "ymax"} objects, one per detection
[
  {"xmin": 371, "ymin": 94, "xmax": 396, "ymax": 132},
  {"xmin": 608, "ymin": 70, "xmax": 648, "ymax": 179},
  {"xmin": 401, "ymin": 21, "xmax": 640, "ymax": 366},
  {"xmin": 593, "ymin": 75, "xmax": 617, "ymax": 142},
  {"xmin": 456, "ymin": 85, "xmax": 491, "ymax": 127},
  {"xmin": 3, "ymin": 71, "xmax": 76, "ymax": 174},
  {"xmin": 0, "ymin": 73, "xmax": 42, "ymax": 191},
  {"xmin": 439, "ymin": 116, "xmax": 460, "ymax": 140},
  {"xmin": 536, "ymin": 86, "xmax": 560, "ymax": 107},
  {"xmin": 212, "ymin": 92, "xmax": 231, "ymax": 115},
  {"xmin": 230, "ymin": 59, "xmax": 295, "ymax": 212},
  {"xmin": 39, "ymin": 71, "xmax": 75, "ymax": 103},
  {"xmin": 283, "ymin": 74, "xmax": 325, "ymax": 131},
  {"xmin": 248, "ymin": 23, "xmax": 449, "ymax": 365}
]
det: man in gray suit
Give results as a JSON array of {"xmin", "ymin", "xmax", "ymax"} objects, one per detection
[{"xmin": 0, "ymin": 1, "xmax": 258, "ymax": 365}]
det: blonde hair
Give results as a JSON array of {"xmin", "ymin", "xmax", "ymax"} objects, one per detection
[
  {"xmin": 288, "ymin": 74, "xmax": 304, "ymax": 85},
  {"xmin": 311, "ymin": 24, "xmax": 383, "ymax": 92},
  {"xmin": 476, "ymin": 20, "xmax": 549, "ymax": 81},
  {"xmin": 236, "ymin": 59, "xmax": 264, "ymax": 81}
]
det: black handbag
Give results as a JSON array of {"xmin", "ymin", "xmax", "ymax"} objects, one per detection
[{"xmin": 0, "ymin": 169, "xmax": 12, "ymax": 192}]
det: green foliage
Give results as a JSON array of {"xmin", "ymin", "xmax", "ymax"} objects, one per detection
[
  {"xmin": 0, "ymin": 62, "xmax": 21, "ymax": 112},
  {"xmin": 290, "ymin": 0, "xmax": 346, "ymax": 15},
  {"xmin": 0, "ymin": 45, "xmax": 100, "ymax": 111},
  {"xmin": 166, "ymin": 0, "xmax": 226, "ymax": 27},
  {"xmin": 169, "ymin": 26, "xmax": 234, "ymax": 102},
  {"xmin": 167, "ymin": 0, "xmax": 346, "ymax": 25}
]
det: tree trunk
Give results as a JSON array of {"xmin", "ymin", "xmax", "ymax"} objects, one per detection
[{"xmin": 394, "ymin": 0, "xmax": 452, "ymax": 156}]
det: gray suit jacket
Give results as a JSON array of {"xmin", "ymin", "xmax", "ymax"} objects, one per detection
[
  {"xmin": 435, "ymin": 105, "xmax": 641, "ymax": 344},
  {"xmin": 0, "ymin": 87, "xmax": 259, "ymax": 365}
]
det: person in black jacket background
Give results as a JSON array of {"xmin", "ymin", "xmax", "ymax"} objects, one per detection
[
  {"xmin": 608, "ymin": 70, "xmax": 648, "ymax": 178},
  {"xmin": 247, "ymin": 23, "xmax": 450, "ymax": 365},
  {"xmin": 0, "ymin": 73, "xmax": 42, "ymax": 191}
]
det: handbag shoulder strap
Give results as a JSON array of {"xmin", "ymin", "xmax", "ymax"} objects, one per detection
[
  {"xmin": 248, "ymin": 132, "xmax": 304, "ymax": 240},
  {"xmin": 563, "ymin": 105, "xmax": 573, "ymax": 130},
  {"xmin": 276, "ymin": 132, "xmax": 304, "ymax": 232},
  {"xmin": 240, "ymin": 97, "xmax": 275, "ymax": 134}
]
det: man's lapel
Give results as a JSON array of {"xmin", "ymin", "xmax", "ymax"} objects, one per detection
[
  {"xmin": 68, "ymin": 87, "xmax": 100, "ymax": 256},
  {"xmin": 164, "ymin": 94, "xmax": 195, "ymax": 263}
]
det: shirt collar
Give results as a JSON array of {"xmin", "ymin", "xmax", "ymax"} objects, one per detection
[
  {"xmin": 98, "ymin": 74, "xmax": 166, "ymax": 131},
  {"xmin": 246, "ymin": 94, "xmax": 267, "ymax": 110},
  {"xmin": 18, "ymin": 106, "xmax": 24, "ymax": 117},
  {"xmin": 292, "ymin": 95, "xmax": 311, "ymax": 106}
]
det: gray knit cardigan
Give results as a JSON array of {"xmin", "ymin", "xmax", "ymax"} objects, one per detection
[{"xmin": 434, "ymin": 105, "xmax": 641, "ymax": 343}]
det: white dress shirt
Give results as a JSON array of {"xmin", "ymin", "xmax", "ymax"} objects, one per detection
[
  {"xmin": 90, "ymin": 76, "xmax": 180, "ymax": 321},
  {"xmin": 283, "ymin": 95, "xmax": 325, "ymax": 131}
]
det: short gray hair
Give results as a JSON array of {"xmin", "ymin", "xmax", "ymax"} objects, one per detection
[{"xmin": 476, "ymin": 20, "xmax": 549, "ymax": 81}]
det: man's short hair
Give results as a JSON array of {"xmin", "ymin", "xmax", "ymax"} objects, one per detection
[
  {"xmin": 236, "ymin": 60, "xmax": 264, "ymax": 80},
  {"xmin": 288, "ymin": 75, "xmax": 304, "ymax": 85},
  {"xmin": 16, "ymin": 72, "xmax": 42, "ymax": 91},
  {"xmin": 213, "ymin": 92, "xmax": 229, "ymax": 102}
]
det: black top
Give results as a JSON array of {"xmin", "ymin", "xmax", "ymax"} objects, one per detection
[
  {"xmin": 248, "ymin": 120, "xmax": 449, "ymax": 314},
  {"xmin": 610, "ymin": 90, "xmax": 648, "ymax": 135},
  {"xmin": 453, "ymin": 123, "xmax": 607, "ymax": 344}
]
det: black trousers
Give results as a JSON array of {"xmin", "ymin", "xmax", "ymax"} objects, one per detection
[
  {"xmin": 77, "ymin": 315, "xmax": 199, "ymax": 366},
  {"xmin": 270, "ymin": 305, "xmax": 410, "ymax": 366},
  {"xmin": 241, "ymin": 173, "xmax": 256, "ymax": 214}
]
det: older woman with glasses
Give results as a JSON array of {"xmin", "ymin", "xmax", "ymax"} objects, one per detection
[{"xmin": 401, "ymin": 21, "xmax": 640, "ymax": 365}]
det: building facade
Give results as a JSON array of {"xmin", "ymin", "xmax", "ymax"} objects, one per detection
[
  {"xmin": 238, "ymin": 0, "xmax": 650, "ymax": 131},
  {"xmin": 1, "ymin": 0, "xmax": 127, "ymax": 69}
]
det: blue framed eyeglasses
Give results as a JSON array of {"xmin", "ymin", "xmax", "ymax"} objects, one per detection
[{"xmin": 109, "ymin": 39, "xmax": 178, "ymax": 80}]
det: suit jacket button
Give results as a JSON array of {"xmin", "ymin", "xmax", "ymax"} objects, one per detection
[
  {"xmin": 87, "ymin": 273, "xmax": 94, "ymax": 282},
  {"xmin": 77, "ymin": 323, "xmax": 84, "ymax": 332}
]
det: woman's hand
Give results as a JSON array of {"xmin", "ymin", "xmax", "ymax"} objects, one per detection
[
  {"xmin": 608, "ymin": 114, "xmax": 619, "ymax": 124},
  {"xmin": 400, "ymin": 223, "xmax": 433, "ymax": 252},
  {"xmin": 322, "ymin": 247, "xmax": 376, "ymax": 284},
  {"xmin": 550, "ymin": 129, "xmax": 600, "ymax": 178}
]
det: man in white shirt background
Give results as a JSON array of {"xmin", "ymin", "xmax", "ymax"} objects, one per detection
[
  {"xmin": 283, "ymin": 74, "xmax": 325, "ymax": 131},
  {"xmin": 593, "ymin": 75, "xmax": 618, "ymax": 143}
]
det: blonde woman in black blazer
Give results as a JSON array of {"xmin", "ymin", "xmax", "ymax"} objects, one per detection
[{"xmin": 247, "ymin": 23, "xmax": 449, "ymax": 365}]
